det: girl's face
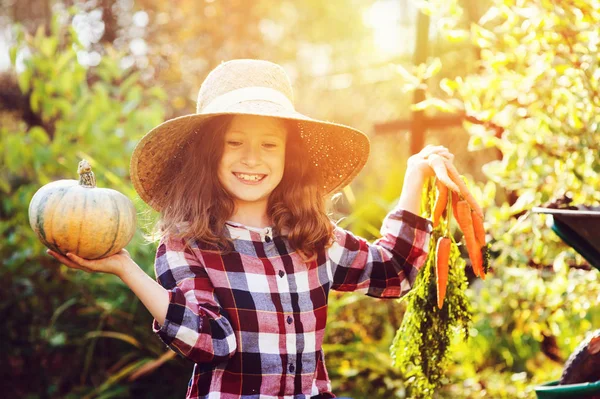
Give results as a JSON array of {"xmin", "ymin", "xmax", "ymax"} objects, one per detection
[{"xmin": 218, "ymin": 115, "xmax": 287, "ymax": 209}]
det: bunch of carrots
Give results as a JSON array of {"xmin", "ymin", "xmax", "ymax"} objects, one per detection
[
  {"xmin": 391, "ymin": 160, "xmax": 485, "ymax": 395},
  {"xmin": 429, "ymin": 157, "xmax": 489, "ymax": 309}
]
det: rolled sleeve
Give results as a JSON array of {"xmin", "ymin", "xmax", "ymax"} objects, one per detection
[
  {"xmin": 328, "ymin": 208, "xmax": 432, "ymax": 298},
  {"xmin": 152, "ymin": 235, "xmax": 237, "ymax": 364}
]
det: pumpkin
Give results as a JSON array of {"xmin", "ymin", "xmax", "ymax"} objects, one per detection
[{"xmin": 29, "ymin": 160, "xmax": 137, "ymax": 260}]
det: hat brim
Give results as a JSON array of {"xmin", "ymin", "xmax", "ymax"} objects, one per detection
[{"xmin": 130, "ymin": 100, "xmax": 370, "ymax": 211}]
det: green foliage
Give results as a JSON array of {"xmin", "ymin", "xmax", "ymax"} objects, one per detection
[
  {"xmin": 390, "ymin": 178, "xmax": 472, "ymax": 398},
  {"xmin": 0, "ymin": 11, "xmax": 190, "ymax": 398},
  {"xmin": 427, "ymin": 0, "xmax": 600, "ymax": 268},
  {"xmin": 409, "ymin": 0, "xmax": 600, "ymax": 397},
  {"xmin": 442, "ymin": 260, "xmax": 600, "ymax": 398},
  {"xmin": 323, "ymin": 292, "xmax": 409, "ymax": 398}
]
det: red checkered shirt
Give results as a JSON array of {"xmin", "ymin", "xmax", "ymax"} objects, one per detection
[{"xmin": 152, "ymin": 208, "xmax": 432, "ymax": 399}]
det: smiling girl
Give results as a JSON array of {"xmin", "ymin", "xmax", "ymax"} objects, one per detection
[{"xmin": 48, "ymin": 59, "xmax": 455, "ymax": 399}]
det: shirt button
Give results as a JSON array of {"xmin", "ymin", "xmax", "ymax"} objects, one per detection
[
  {"xmin": 287, "ymin": 316, "xmax": 293, "ymax": 324},
  {"xmin": 278, "ymin": 270, "xmax": 285, "ymax": 278},
  {"xmin": 289, "ymin": 364, "xmax": 295, "ymax": 373}
]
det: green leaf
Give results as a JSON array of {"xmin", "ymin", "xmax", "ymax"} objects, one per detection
[
  {"xmin": 468, "ymin": 134, "xmax": 484, "ymax": 150},
  {"xmin": 48, "ymin": 332, "xmax": 66, "ymax": 347},
  {"xmin": 28, "ymin": 126, "xmax": 50, "ymax": 145},
  {"xmin": 30, "ymin": 90, "xmax": 42, "ymax": 114},
  {"xmin": 50, "ymin": 13, "xmax": 60, "ymax": 37},
  {"xmin": 118, "ymin": 72, "xmax": 141, "ymax": 95},
  {"xmin": 40, "ymin": 36, "xmax": 58, "ymax": 58},
  {"xmin": 55, "ymin": 51, "xmax": 75, "ymax": 73},
  {"xmin": 84, "ymin": 331, "xmax": 142, "ymax": 348},
  {"xmin": 17, "ymin": 69, "xmax": 31, "ymax": 93},
  {"xmin": 394, "ymin": 63, "xmax": 420, "ymax": 88},
  {"xmin": 148, "ymin": 86, "xmax": 167, "ymax": 101},
  {"xmin": 443, "ymin": 29, "xmax": 469, "ymax": 43},
  {"xmin": 411, "ymin": 97, "xmax": 457, "ymax": 113},
  {"xmin": 470, "ymin": 24, "xmax": 497, "ymax": 48},
  {"xmin": 440, "ymin": 78, "xmax": 459, "ymax": 96},
  {"xmin": 0, "ymin": 177, "xmax": 11, "ymax": 194},
  {"xmin": 509, "ymin": 190, "xmax": 536, "ymax": 213},
  {"xmin": 9, "ymin": 45, "xmax": 18, "ymax": 66},
  {"xmin": 423, "ymin": 58, "xmax": 442, "ymax": 79}
]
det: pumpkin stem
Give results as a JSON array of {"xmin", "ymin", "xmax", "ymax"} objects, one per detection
[{"xmin": 78, "ymin": 159, "xmax": 96, "ymax": 188}]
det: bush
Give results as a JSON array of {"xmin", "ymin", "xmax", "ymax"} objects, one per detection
[{"xmin": 0, "ymin": 11, "xmax": 191, "ymax": 398}]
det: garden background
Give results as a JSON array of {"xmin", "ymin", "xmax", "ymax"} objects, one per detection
[{"xmin": 1, "ymin": 0, "xmax": 600, "ymax": 398}]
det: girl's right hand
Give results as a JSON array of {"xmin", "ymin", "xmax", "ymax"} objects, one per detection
[{"xmin": 47, "ymin": 249, "xmax": 133, "ymax": 278}]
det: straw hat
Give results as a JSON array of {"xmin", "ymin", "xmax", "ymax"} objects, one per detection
[{"xmin": 130, "ymin": 59, "xmax": 370, "ymax": 211}]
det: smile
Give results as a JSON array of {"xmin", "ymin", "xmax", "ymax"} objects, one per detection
[{"xmin": 233, "ymin": 172, "xmax": 267, "ymax": 183}]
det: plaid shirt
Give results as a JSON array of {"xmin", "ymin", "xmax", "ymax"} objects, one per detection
[{"xmin": 152, "ymin": 208, "xmax": 432, "ymax": 399}]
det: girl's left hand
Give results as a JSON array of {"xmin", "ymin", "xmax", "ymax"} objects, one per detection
[
  {"xmin": 407, "ymin": 145, "xmax": 460, "ymax": 192},
  {"xmin": 407, "ymin": 145, "xmax": 454, "ymax": 178}
]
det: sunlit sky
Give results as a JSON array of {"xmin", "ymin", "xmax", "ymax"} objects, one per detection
[
  {"xmin": 364, "ymin": 0, "xmax": 414, "ymax": 56},
  {"xmin": 0, "ymin": 0, "xmax": 422, "ymax": 73}
]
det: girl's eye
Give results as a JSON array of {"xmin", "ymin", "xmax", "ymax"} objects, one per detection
[
  {"xmin": 227, "ymin": 141, "xmax": 242, "ymax": 147},
  {"xmin": 263, "ymin": 143, "xmax": 278, "ymax": 149}
]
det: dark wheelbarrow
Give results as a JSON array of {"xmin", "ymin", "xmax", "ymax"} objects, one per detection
[{"xmin": 531, "ymin": 206, "xmax": 600, "ymax": 398}]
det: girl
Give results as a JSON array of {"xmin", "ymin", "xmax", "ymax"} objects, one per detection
[{"xmin": 48, "ymin": 59, "xmax": 455, "ymax": 399}]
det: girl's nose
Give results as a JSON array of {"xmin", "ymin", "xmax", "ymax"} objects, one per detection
[{"xmin": 240, "ymin": 143, "xmax": 261, "ymax": 166}]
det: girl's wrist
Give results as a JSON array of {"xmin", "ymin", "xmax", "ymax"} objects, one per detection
[
  {"xmin": 116, "ymin": 258, "xmax": 142, "ymax": 281},
  {"xmin": 405, "ymin": 165, "xmax": 427, "ymax": 182},
  {"xmin": 396, "ymin": 168, "xmax": 427, "ymax": 215}
]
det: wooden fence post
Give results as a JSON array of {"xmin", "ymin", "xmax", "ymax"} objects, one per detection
[{"xmin": 410, "ymin": 7, "xmax": 430, "ymax": 155}]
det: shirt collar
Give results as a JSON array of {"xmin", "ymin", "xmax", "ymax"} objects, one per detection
[{"xmin": 225, "ymin": 220, "xmax": 287, "ymax": 242}]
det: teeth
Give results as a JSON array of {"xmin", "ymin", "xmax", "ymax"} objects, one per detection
[{"xmin": 235, "ymin": 173, "xmax": 264, "ymax": 181}]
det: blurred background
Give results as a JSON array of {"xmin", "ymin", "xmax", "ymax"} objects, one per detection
[{"xmin": 1, "ymin": 0, "xmax": 600, "ymax": 398}]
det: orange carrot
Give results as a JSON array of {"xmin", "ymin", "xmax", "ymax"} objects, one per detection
[
  {"xmin": 471, "ymin": 209, "xmax": 487, "ymax": 279},
  {"xmin": 443, "ymin": 159, "xmax": 484, "ymax": 220},
  {"xmin": 432, "ymin": 179, "xmax": 448, "ymax": 228},
  {"xmin": 471, "ymin": 209, "xmax": 486, "ymax": 248},
  {"xmin": 436, "ymin": 236, "xmax": 451, "ymax": 309},
  {"xmin": 451, "ymin": 190, "xmax": 460, "ymax": 220},
  {"xmin": 455, "ymin": 200, "xmax": 484, "ymax": 279}
]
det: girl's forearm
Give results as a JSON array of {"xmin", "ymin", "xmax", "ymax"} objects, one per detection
[
  {"xmin": 396, "ymin": 167, "xmax": 427, "ymax": 215},
  {"xmin": 119, "ymin": 261, "xmax": 169, "ymax": 326}
]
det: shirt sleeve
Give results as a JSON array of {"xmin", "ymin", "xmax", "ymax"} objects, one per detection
[
  {"xmin": 152, "ymin": 234, "xmax": 237, "ymax": 364},
  {"xmin": 327, "ymin": 207, "xmax": 433, "ymax": 298}
]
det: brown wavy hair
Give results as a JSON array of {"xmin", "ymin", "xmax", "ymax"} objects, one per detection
[{"xmin": 151, "ymin": 115, "xmax": 334, "ymax": 262}]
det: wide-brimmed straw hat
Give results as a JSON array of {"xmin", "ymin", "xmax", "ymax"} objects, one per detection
[{"xmin": 130, "ymin": 59, "xmax": 370, "ymax": 211}]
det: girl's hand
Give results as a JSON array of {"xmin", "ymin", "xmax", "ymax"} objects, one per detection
[
  {"xmin": 399, "ymin": 145, "xmax": 458, "ymax": 215},
  {"xmin": 47, "ymin": 249, "xmax": 133, "ymax": 278},
  {"xmin": 407, "ymin": 145, "xmax": 460, "ymax": 192},
  {"xmin": 407, "ymin": 144, "xmax": 454, "ymax": 178}
]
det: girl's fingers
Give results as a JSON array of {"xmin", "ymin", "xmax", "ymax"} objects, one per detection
[
  {"xmin": 66, "ymin": 253, "xmax": 98, "ymax": 270},
  {"xmin": 47, "ymin": 250, "xmax": 93, "ymax": 273},
  {"xmin": 420, "ymin": 145, "xmax": 445, "ymax": 157},
  {"xmin": 47, "ymin": 249, "xmax": 76, "ymax": 266},
  {"xmin": 421, "ymin": 146, "xmax": 453, "ymax": 161},
  {"xmin": 430, "ymin": 149, "xmax": 452, "ymax": 160},
  {"xmin": 429, "ymin": 155, "xmax": 461, "ymax": 193},
  {"xmin": 66, "ymin": 252, "xmax": 86, "ymax": 264},
  {"xmin": 66, "ymin": 263, "xmax": 93, "ymax": 273}
]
